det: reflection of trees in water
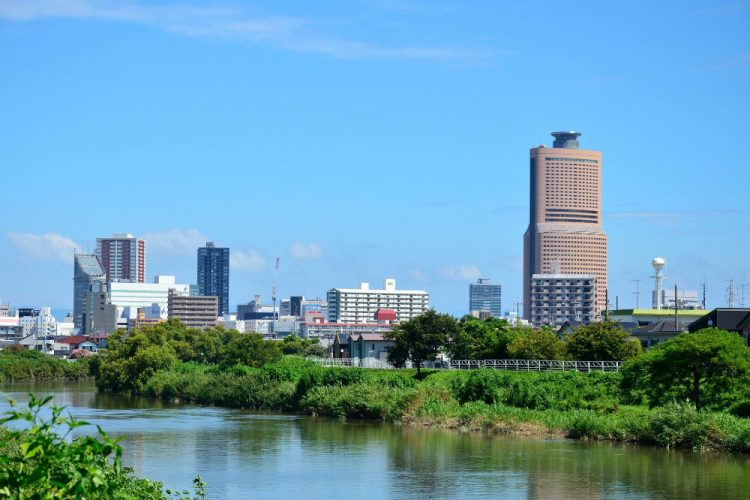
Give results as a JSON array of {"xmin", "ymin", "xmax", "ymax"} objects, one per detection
[
  {"xmin": 294, "ymin": 417, "xmax": 750, "ymax": 499},
  {"xmin": 382, "ymin": 429, "xmax": 750, "ymax": 499}
]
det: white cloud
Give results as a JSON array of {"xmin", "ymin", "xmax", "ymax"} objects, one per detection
[
  {"xmin": 409, "ymin": 268, "xmax": 429, "ymax": 282},
  {"xmin": 439, "ymin": 264, "xmax": 482, "ymax": 282},
  {"xmin": 6, "ymin": 232, "xmax": 81, "ymax": 263},
  {"xmin": 142, "ymin": 228, "xmax": 208, "ymax": 256},
  {"xmin": 289, "ymin": 242, "xmax": 323, "ymax": 260},
  {"xmin": 0, "ymin": 0, "xmax": 486, "ymax": 62},
  {"xmin": 231, "ymin": 249, "xmax": 265, "ymax": 272}
]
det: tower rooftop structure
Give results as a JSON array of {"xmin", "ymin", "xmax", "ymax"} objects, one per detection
[{"xmin": 551, "ymin": 131, "xmax": 582, "ymax": 149}]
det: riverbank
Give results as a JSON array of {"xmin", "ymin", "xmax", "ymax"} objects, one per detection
[
  {"xmin": 0, "ymin": 349, "xmax": 91, "ymax": 382},
  {"xmin": 118, "ymin": 357, "xmax": 750, "ymax": 453}
]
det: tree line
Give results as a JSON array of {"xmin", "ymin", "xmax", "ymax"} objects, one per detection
[
  {"xmin": 385, "ymin": 311, "xmax": 642, "ymax": 373},
  {"xmin": 386, "ymin": 310, "xmax": 750, "ymax": 413}
]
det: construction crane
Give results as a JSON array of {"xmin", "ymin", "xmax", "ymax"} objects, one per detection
[{"xmin": 272, "ymin": 257, "xmax": 279, "ymax": 334}]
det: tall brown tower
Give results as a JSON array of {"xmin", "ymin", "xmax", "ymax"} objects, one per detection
[{"xmin": 523, "ymin": 131, "xmax": 608, "ymax": 320}]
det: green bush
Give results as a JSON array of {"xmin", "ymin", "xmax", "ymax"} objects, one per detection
[
  {"xmin": 300, "ymin": 383, "xmax": 413, "ymax": 420},
  {"xmin": 0, "ymin": 350, "xmax": 91, "ymax": 382}
]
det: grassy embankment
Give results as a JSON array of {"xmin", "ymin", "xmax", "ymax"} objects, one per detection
[
  {"xmin": 134, "ymin": 357, "xmax": 750, "ymax": 453},
  {"xmin": 0, "ymin": 349, "xmax": 91, "ymax": 382}
]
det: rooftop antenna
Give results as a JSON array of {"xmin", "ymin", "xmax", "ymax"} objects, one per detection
[
  {"xmin": 727, "ymin": 279, "xmax": 735, "ymax": 308},
  {"xmin": 651, "ymin": 257, "xmax": 667, "ymax": 310},
  {"xmin": 632, "ymin": 279, "xmax": 641, "ymax": 309},
  {"xmin": 741, "ymin": 284, "xmax": 749, "ymax": 308}
]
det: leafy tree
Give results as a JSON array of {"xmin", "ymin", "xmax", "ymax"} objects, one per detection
[
  {"xmin": 621, "ymin": 328, "xmax": 750, "ymax": 411},
  {"xmin": 221, "ymin": 333, "xmax": 282, "ymax": 368},
  {"xmin": 507, "ymin": 327, "xmax": 565, "ymax": 360},
  {"xmin": 280, "ymin": 334, "xmax": 328, "ymax": 357},
  {"xmin": 565, "ymin": 321, "xmax": 641, "ymax": 361},
  {"xmin": 447, "ymin": 316, "xmax": 517, "ymax": 360},
  {"xmin": 385, "ymin": 310, "xmax": 459, "ymax": 374}
]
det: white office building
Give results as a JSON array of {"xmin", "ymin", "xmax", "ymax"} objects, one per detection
[
  {"xmin": 109, "ymin": 275, "xmax": 192, "ymax": 328},
  {"xmin": 326, "ymin": 278, "xmax": 429, "ymax": 324}
]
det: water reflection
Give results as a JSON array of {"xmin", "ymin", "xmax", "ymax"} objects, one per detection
[{"xmin": 1, "ymin": 383, "xmax": 749, "ymax": 500}]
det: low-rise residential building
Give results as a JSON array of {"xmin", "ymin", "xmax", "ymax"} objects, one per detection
[
  {"xmin": 610, "ymin": 308, "xmax": 708, "ymax": 327},
  {"xmin": 689, "ymin": 308, "xmax": 750, "ymax": 345},
  {"xmin": 54, "ymin": 335, "xmax": 100, "ymax": 355},
  {"xmin": 348, "ymin": 333, "xmax": 394, "ymax": 362}
]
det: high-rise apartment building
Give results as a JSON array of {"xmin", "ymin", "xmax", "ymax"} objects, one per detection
[
  {"xmin": 530, "ymin": 273, "xmax": 597, "ymax": 327},
  {"xmin": 197, "ymin": 242, "xmax": 229, "ymax": 315},
  {"xmin": 73, "ymin": 254, "xmax": 107, "ymax": 332},
  {"xmin": 96, "ymin": 233, "xmax": 146, "ymax": 283},
  {"xmin": 327, "ymin": 279, "xmax": 429, "ymax": 324},
  {"xmin": 523, "ymin": 131, "xmax": 608, "ymax": 320},
  {"xmin": 469, "ymin": 279, "xmax": 502, "ymax": 317}
]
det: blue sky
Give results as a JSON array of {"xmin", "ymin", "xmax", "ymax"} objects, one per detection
[{"xmin": 1, "ymin": 0, "xmax": 749, "ymax": 316}]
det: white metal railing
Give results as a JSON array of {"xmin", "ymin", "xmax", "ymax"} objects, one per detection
[
  {"xmin": 307, "ymin": 357, "xmax": 396, "ymax": 369},
  {"xmin": 446, "ymin": 359, "xmax": 623, "ymax": 372}
]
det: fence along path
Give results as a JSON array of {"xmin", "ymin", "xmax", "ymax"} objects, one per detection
[
  {"xmin": 447, "ymin": 359, "xmax": 623, "ymax": 372},
  {"xmin": 308, "ymin": 357, "xmax": 624, "ymax": 372}
]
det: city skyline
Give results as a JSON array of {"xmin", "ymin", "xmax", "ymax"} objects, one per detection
[{"xmin": 1, "ymin": 1, "xmax": 748, "ymax": 315}]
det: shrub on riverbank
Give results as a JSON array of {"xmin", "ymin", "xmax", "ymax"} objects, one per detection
[
  {"xmin": 0, "ymin": 350, "xmax": 90, "ymax": 382},
  {"xmin": 130, "ymin": 359, "xmax": 750, "ymax": 452}
]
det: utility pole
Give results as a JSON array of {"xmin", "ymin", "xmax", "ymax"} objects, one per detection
[
  {"xmin": 632, "ymin": 279, "xmax": 641, "ymax": 309},
  {"xmin": 515, "ymin": 301, "xmax": 522, "ymax": 329},
  {"xmin": 605, "ymin": 289, "xmax": 609, "ymax": 321},
  {"xmin": 674, "ymin": 284, "xmax": 679, "ymax": 331},
  {"xmin": 702, "ymin": 277, "xmax": 707, "ymax": 310}
]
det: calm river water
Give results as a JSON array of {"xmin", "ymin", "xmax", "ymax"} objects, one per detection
[{"xmin": 1, "ymin": 381, "xmax": 748, "ymax": 499}]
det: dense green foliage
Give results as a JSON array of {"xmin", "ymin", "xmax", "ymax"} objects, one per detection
[
  {"xmin": 447, "ymin": 316, "xmax": 519, "ymax": 359},
  {"xmin": 0, "ymin": 350, "xmax": 90, "ymax": 382},
  {"xmin": 408, "ymin": 314, "xmax": 640, "ymax": 362},
  {"xmin": 0, "ymin": 395, "xmax": 206, "ymax": 498},
  {"xmin": 507, "ymin": 327, "xmax": 566, "ymax": 360},
  {"xmin": 385, "ymin": 310, "xmax": 460, "ymax": 373},
  {"xmin": 93, "ymin": 320, "xmax": 284, "ymax": 393},
  {"xmin": 80, "ymin": 319, "xmax": 750, "ymax": 452},
  {"xmin": 621, "ymin": 328, "xmax": 750, "ymax": 411},
  {"xmin": 280, "ymin": 334, "xmax": 327, "ymax": 357},
  {"xmin": 565, "ymin": 322, "xmax": 641, "ymax": 361}
]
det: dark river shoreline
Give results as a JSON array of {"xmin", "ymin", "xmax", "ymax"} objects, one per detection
[{"xmin": 2, "ymin": 381, "xmax": 748, "ymax": 499}]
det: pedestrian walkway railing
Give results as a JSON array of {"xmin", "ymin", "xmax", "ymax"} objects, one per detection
[
  {"xmin": 308, "ymin": 357, "xmax": 396, "ymax": 369},
  {"xmin": 446, "ymin": 359, "xmax": 623, "ymax": 372},
  {"xmin": 307, "ymin": 357, "xmax": 622, "ymax": 372}
]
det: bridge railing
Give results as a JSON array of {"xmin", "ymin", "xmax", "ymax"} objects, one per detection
[{"xmin": 446, "ymin": 359, "xmax": 623, "ymax": 372}]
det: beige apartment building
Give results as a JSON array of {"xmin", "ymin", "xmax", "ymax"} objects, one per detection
[
  {"xmin": 167, "ymin": 290, "xmax": 218, "ymax": 329},
  {"xmin": 523, "ymin": 131, "xmax": 608, "ymax": 321}
]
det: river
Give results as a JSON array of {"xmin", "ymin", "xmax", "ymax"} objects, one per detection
[{"xmin": 1, "ymin": 381, "xmax": 748, "ymax": 499}]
